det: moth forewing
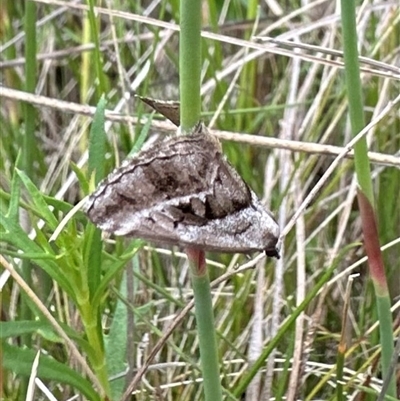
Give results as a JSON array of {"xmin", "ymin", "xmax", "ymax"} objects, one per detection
[{"xmin": 85, "ymin": 123, "xmax": 280, "ymax": 257}]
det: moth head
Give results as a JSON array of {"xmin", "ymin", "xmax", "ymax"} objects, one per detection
[{"xmin": 265, "ymin": 246, "xmax": 280, "ymax": 259}]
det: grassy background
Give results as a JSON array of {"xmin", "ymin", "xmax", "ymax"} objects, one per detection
[{"xmin": 1, "ymin": 0, "xmax": 399, "ymax": 400}]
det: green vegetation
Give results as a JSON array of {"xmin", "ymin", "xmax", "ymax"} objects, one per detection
[
  {"xmin": 179, "ymin": 2, "xmax": 223, "ymax": 401},
  {"xmin": 1, "ymin": 1, "xmax": 399, "ymax": 400}
]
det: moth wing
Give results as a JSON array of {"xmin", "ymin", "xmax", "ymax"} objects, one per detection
[
  {"xmin": 115, "ymin": 190, "xmax": 280, "ymax": 254},
  {"xmin": 86, "ymin": 130, "xmax": 250, "ymax": 233},
  {"xmin": 84, "ymin": 126, "xmax": 280, "ymax": 255},
  {"xmin": 171, "ymin": 191, "xmax": 280, "ymax": 254}
]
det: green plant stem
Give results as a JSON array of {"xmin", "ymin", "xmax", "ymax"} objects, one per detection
[
  {"xmin": 187, "ymin": 249, "xmax": 223, "ymax": 401},
  {"xmin": 83, "ymin": 97, "xmax": 109, "ymax": 395},
  {"xmin": 179, "ymin": 0, "xmax": 201, "ymax": 132},
  {"xmin": 357, "ymin": 190, "xmax": 396, "ymax": 396},
  {"xmin": 179, "ymin": 2, "xmax": 222, "ymax": 400},
  {"xmin": 340, "ymin": 0, "xmax": 373, "ymax": 204},
  {"xmin": 340, "ymin": 0, "xmax": 395, "ymax": 396},
  {"xmin": 23, "ymin": 0, "xmax": 37, "ymax": 173},
  {"xmin": 19, "ymin": 3, "xmax": 38, "ymax": 398},
  {"xmin": 81, "ymin": 306, "xmax": 110, "ymax": 393}
]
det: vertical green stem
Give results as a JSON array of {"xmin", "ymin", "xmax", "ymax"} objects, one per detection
[
  {"xmin": 84, "ymin": 97, "xmax": 109, "ymax": 395},
  {"xmin": 179, "ymin": 0, "xmax": 202, "ymax": 131},
  {"xmin": 19, "ymin": 3, "xmax": 38, "ymax": 398},
  {"xmin": 23, "ymin": 0, "xmax": 37, "ymax": 173},
  {"xmin": 186, "ymin": 249, "xmax": 223, "ymax": 401},
  {"xmin": 179, "ymin": 1, "xmax": 223, "ymax": 400},
  {"xmin": 340, "ymin": 0, "xmax": 395, "ymax": 396},
  {"xmin": 340, "ymin": 0, "xmax": 373, "ymax": 204}
]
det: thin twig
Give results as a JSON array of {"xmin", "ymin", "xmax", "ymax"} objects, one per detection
[{"xmin": 2, "ymin": 86, "xmax": 399, "ymax": 167}]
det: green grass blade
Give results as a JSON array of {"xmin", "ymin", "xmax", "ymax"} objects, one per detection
[
  {"xmin": 341, "ymin": 0, "xmax": 396, "ymax": 396},
  {"xmin": 179, "ymin": 0, "xmax": 202, "ymax": 131},
  {"xmin": 22, "ymin": 0, "xmax": 39, "ymax": 175},
  {"xmin": 2, "ymin": 342, "xmax": 101, "ymax": 401},
  {"xmin": 179, "ymin": 1, "xmax": 223, "ymax": 400},
  {"xmin": 106, "ymin": 271, "xmax": 129, "ymax": 400},
  {"xmin": 88, "ymin": 95, "xmax": 107, "ymax": 184},
  {"xmin": 86, "ymin": 95, "xmax": 107, "ymax": 298},
  {"xmin": 85, "ymin": 0, "xmax": 108, "ymax": 97},
  {"xmin": 16, "ymin": 169, "xmax": 58, "ymax": 229}
]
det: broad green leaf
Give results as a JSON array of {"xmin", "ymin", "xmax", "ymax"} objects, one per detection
[{"xmin": 0, "ymin": 321, "xmax": 47, "ymax": 338}]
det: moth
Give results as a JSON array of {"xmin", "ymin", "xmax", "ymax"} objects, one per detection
[{"xmin": 85, "ymin": 99, "xmax": 280, "ymax": 257}]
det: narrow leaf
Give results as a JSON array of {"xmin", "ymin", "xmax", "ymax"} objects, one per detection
[
  {"xmin": 16, "ymin": 168, "xmax": 58, "ymax": 229},
  {"xmin": 2, "ymin": 342, "xmax": 100, "ymax": 401},
  {"xmin": 88, "ymin": 95, "xmax": 107, "ymax": 184}
]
